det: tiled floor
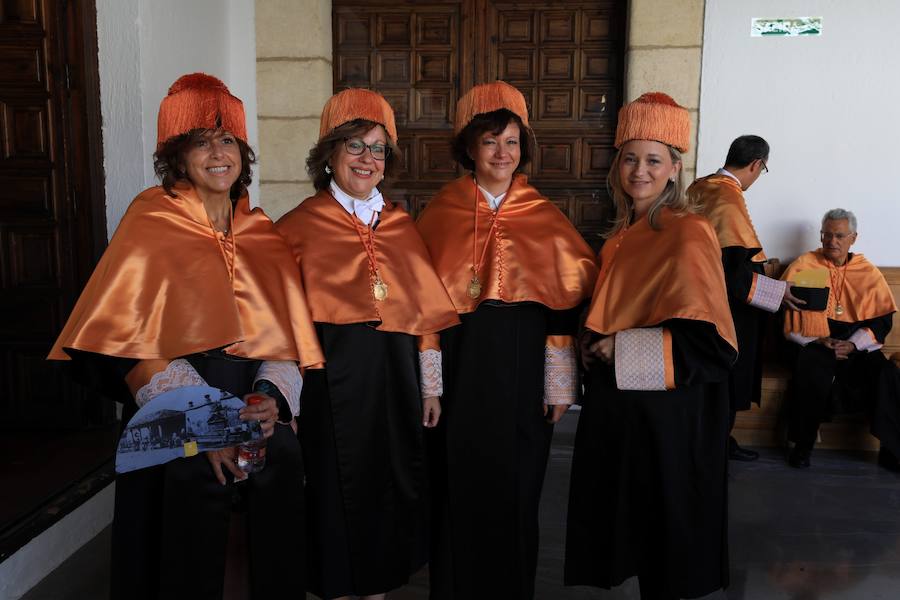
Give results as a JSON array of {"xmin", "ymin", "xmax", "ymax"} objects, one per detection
[{"xmin": 21, "ymin": 413, "xmax": 900, "ymax": 599}]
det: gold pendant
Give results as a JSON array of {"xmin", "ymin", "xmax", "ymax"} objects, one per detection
[
  {"xmin": 373, "ymin": 279, "xmax": 388, "ymax": 301},
  {"xmin": 467, "ymin": 276, "xmax": 482, "ymax": 299},
  {"xmin": 835, "ymin": 304, "xmax": 844, "ymax": 315}
]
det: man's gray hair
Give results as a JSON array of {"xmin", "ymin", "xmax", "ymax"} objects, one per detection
[{"xmin": 822, "ymin": 208, "xmax": 857, "ymax": 233}]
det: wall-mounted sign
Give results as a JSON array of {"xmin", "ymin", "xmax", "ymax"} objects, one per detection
[{"xmin": 751, "ymin": 17, "xmax": 822, "ymax": 37}]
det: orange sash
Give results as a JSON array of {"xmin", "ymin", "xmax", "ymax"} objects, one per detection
[
  {"xmin": 585, "ymin": 208, "xmax": 738, "ymax": 351},
  {"xmin": 690, "ymin": 174, "xmax": 766, "ymax": 262},
  {"xmin": 781, "ymin": 250, "xmax": 897, "ymax": 337},
  {"xmin": 276, "ymin": 190, "xmax": 459, "ymax": 335},
  {"xmin": 49, "ymin": 183, "xmax": 324, "ymax": 366},
  {"xmin": 416, "ymin": 174, "xmax": 598, "ymax": 313}
]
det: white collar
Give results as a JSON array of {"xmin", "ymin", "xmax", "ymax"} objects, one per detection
[
  {"xmin": 716, "ymin": 168, "xmax": 742, "ymax": 187},
  {"xmin": 477, "ymin": 185, "xmax": 508, "ymax": 211},
  {"xmin": 330, "ymin": 180, "xmax": 384, "ymax": 225}
]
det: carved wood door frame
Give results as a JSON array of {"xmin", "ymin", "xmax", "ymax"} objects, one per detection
[{"xmin": 333, "ymin": 0, "xmax": 625, "ymax": 248}]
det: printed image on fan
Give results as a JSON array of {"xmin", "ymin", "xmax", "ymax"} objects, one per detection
[{"xmin": 115, "ymin": 385, "xmax": 262, "ymax": 474}]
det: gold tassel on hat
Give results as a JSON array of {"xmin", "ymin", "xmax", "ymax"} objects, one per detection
[
  {"xmin": 156, "ymin": 73, "xmax": 247, "ymax": 149},
  {"xmin": 454, "ymin": 81, "xmax": 530, "ymax": 134},
  {"xmin": 319, "ymin": 88, "xmax": 398, "ymax": 142},
  {"xmin": 614, "ymin": 92, "xmax": 691, "ymax": 153}
]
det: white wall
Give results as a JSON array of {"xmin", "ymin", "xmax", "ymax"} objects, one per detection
[
  {"xmin": 697, "ymin": 0, "xmax": 900, "ymax": 265},
  {"xmin": 96, "ymin": 0, "xmax": 259, "ymax": 238}
]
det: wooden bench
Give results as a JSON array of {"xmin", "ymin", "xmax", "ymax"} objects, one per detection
[{"xmin": 733, "ymin": 266, "xmax": 900, "ymax": 451}]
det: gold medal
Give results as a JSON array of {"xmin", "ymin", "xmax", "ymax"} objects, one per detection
[
  {"xmin": 467, "ymin": 276, "xmax": 482, "ymax": 299},
  {"xmin": 373, "ymin": 279, "xmax": 388, "ymax": 301},
  {"xmin": 835, "ymin": 304, "xmax": 844, "ymax": 316}
]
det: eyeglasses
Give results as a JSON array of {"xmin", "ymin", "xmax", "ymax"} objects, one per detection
[
  {"xmin": 759, "ymin": 159, "xmax": 769, "ymax": 173},
  {"xmin": 344, "ymin": 138, "xmax": 390, "ymax": 161},
  {"xmin": 820, "ymin": 231, "xmax": 855, "ymax": 241}
]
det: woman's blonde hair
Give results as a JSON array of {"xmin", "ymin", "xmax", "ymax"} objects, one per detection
[{"xmin": 603, "ymin": 145, "xmax": 697, "ymax": 238}]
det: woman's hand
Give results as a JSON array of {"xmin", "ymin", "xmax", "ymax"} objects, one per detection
[
  {"xmin": 589, "ymin": 335, "xmax": 615, "ymax": 365},
  {"xmin": 423, "ymin": 396, "xmax": 441, "ymax": 428},
  {"xmin": 206, "ymin": 447, "xmax": 245, "ymax": 485},
  {"xmin": 543, "ymin": 403, "xmax": 569, "ymax": 424},
  {"xmin": 240, "ymin": 393, "xmax": 278, "ymax": 439}
]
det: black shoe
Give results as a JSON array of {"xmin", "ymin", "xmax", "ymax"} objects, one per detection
[
  {"xmin": 729, "ymin": 436, "xmax": 759, "ymax": 461},
  {"xmin": 878, "ymin": 448, "xmax": 900, "ymax": 473},
  {"xmin": 788, "ymin": 446, "xmax": 811, "ymax": 468}
]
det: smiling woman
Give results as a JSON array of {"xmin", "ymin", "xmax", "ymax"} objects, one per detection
[{"xmin": 48, "ymin": 72, "xmax": 323, "ymax": 599}]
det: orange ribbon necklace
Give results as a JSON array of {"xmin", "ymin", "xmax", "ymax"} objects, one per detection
[
  {"xmin": 349, "ymin": 208, "xmax": 388, "ymax": 302},
  {"xmin": 468, "ymin": 178, "xmax": 502, "ymax": 299}
]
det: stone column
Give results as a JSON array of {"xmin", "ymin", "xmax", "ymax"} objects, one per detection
[
  {"xmin": 255, "ymin": 0, "xmax": 333, "ymax": 219},
  {"xmin": 624, "ymin": 0, "xmax": 705, "ymax": 180}
]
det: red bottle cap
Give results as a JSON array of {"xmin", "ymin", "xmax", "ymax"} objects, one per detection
[{"xmin": 245, "ymin": 393, "xmax": 265, "ymax": 406}]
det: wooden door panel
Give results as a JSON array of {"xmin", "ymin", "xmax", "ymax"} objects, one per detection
[
  {"xmin": 333, "ymin": 0, "xmax": 624, "ymax": 244},
  {"xmin": 1, "ymin": 0, "xmax": 108, "ymax": 429}
]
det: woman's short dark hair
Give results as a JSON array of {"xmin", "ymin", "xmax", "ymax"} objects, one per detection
[
  {"xmin": 153, "ymin": 128, "xmax": 256, "ymax": 200},
  {"xmin": 307, "ymin": 119, "xmax": 401, "ymax": 192},
  {"xmin": 451, "ymin": 109, "xmax": 534, "ymax": 172}
]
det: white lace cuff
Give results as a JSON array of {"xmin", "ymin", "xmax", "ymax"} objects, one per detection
[
  {"xmin": 786, "ymin": 331, "xmax": 817, "ymax": 346},
  {"xmin": 544, "ymin": 343, "xmax": 577, "ymax": 405},
  {"xmin": 135, "ymin": 359, "xmax": 206, "ymax": 408},
  {"xmin": 849, "ymin": 328, "xmax": 882, "ymax": 353},
  {"xmin": 255, "ymin": 360, "xmax": 303, "ymax": 417},
  {"xmin": 419, "ymin": 349, "xmax": 443, "ymax": 398},
  {"xmin": 748, "ymin": 273, "xmax": 785, "ymax": 313},
  {"xmin": 614, "ymin": 328, "xmax": 673, "ymax": 391}
]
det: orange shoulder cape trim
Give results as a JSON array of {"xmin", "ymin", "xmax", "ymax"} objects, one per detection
[
  {"xmin": 416, "ymin": 174, "xmax": 598, "ymax": 313},
  {"xmin": 691, "ymin": 174, "xmax": 766, "ymax": 261},
  {"xmin": 781, "ymin": 250, "xmax": 897, "ymax": 336},
  {"xmin": 585, "ymin": 208, "xmax": 738, "ymax": 351},
  {"xmin": 49, "ymin": 184, "xmax": 324, "ymax": 366},
  {"xmin": 275, "ymin": 190, "xmax": 460, "ymax": 335}
]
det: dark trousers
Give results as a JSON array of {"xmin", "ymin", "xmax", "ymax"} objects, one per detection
[{"xmin": 788, "ymin": 344, "xmax": 894, "ymax": 450}]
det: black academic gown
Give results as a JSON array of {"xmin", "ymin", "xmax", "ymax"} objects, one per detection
[
  {"xmin": 110, "ymin": 354, "xmax": 305, "ymax": 600},
  {"xmin": 722, "ymin": 247, "xmax": 769, "ymax": 411},
  {"xmin": 565, "ymin": 319, "xmax": 735, "ymax": 600},
  {"xmin": 428, "ymin": 301, "xmax": 580, "ymax": 600},
  {"xmin": 786, "ymin": 314, "xmax": 897, "ymax": 453},
  {"xmin": 301, "ymin": 323, "xmax": 427, "ymax": 599}
]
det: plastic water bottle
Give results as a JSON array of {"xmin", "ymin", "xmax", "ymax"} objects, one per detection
[{"xmin": 237, "ymin": 393, "xmax": 267, "ymax": 473}]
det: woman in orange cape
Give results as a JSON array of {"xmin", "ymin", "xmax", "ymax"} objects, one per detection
[
  {"xmin": 564, "ymin": 93, "xmax": 738, "ymax": 600},
  {"xmin": 275, "ymin": 89, "xmax": 459, "ymax": 600},
  {"xmin": 416, "ymin": 82, "xmax": 598, "ymax": 599},
  {"xmin": 48, "ymin": 73, "xmax": 322, "ymax": 599}
]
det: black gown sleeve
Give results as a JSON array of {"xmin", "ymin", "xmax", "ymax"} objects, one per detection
[
  {"xmin": 666, "ymin": 318, "xmax": 737, "ymax": 387},
  {"xmin": 546, "ymin": 301, "xmax": 589, "ymax": 337},
  {"xmin": 721, "ymin": 246, "xmax": 763, "ymax": 304},
  {"xmin": 829, "ymin": 313, "xmax": 894, "ymax": 344}
]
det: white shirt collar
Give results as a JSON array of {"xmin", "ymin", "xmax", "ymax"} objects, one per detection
[
  {"xmin": 477, "ymin": 185, "xmax": 507, "ymax": 211},
  {"xmin": 329, "ymin": 180, "xmax": 384, "ymax": 225},
  {"xmin": 716, "ymin": 168, "xmax": 742, "ymax": 186}
]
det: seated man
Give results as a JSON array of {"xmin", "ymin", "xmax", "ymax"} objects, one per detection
[{"xmin": 781, "ymin": 209, "xmax": 898, "ymax": 470}]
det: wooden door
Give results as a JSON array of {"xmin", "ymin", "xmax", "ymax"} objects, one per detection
[
  {"xmin": 332, "ymin": 0, "xmax": 625, "ymax": 248},
  {"xmin": 0, "ymin": 0, "xmax": 108, "ymax": 429}
]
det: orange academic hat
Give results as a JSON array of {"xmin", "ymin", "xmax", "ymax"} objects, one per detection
[
  {"xmin": 454, "ymin": 81, "xmax": 530, "ymax": 134},
  {"xmin": 614, "ymin": 92, "xmax": 691, "ymax": 153},
  {"xmin": 319, "ymin": 88, "xmax": 398, "ymax": 142},
  {"xmin": 156, "ymin": 73, "xmax": 247, "ymax": 149}
]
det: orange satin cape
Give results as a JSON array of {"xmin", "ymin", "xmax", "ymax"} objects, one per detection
[
  {"xmin": 275, "ymin": 190, "xmax": 459, "ymax": 335},
  {"xmin": 49, "ymin": 183, "xmax": 324, "ymax": 366},
  {"xmin": 690, "ymin": 174, "xmax": 766, "ymax": 262},
  {"xmin": 584, "ymin": 208, "xmax": 738, "ymax": 351},
  {"xmin": 781, "ymin": 250, "xmax": 897, "ymax": 337},
  {"xmin": 416, "ymin": 174, "xmax": 598, "ymax": 314}
]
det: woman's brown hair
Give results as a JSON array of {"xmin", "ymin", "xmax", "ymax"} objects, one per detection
[
  {"xmin": 450, "ymin": 109, "xmax": 534, "ymax": 172},
  {"xmin": 307, "ymin": 119, "xmax": 401, "ymax": 192},
  {"xmin": 153, "ymin": 128, "xmax": 256, "ymax": 200}
]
